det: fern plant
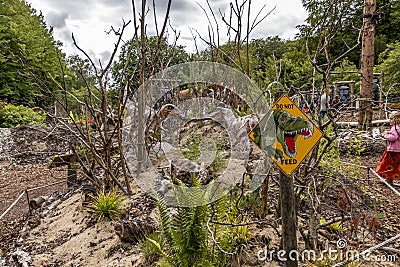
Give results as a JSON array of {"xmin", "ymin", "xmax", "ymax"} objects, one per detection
[{"xmin": 144, "ymin": 174, "xmax": 247, "ymax": 267}]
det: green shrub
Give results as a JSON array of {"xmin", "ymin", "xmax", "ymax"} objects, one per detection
[
  {"xmin": 87, "ymin": 190, "xmax": 125, "ymax": 222},
  {"xmin": 0, "ymin": 104, "xmax": 46, "ymax": 128}
]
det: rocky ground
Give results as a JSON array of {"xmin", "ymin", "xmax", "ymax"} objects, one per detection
[{"xmin": 0, "ymin": 124, "xmax": 400, "ymax": 266}]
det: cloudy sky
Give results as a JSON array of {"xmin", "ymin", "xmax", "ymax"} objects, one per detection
[{"xmin": 27, "ymin": 0, "xmax": 308, "ymax": 64}]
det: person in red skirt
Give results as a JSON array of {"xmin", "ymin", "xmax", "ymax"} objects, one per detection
[{"xmin": 376, "ymin": 110, "xmax": 400, "ymax": 185}]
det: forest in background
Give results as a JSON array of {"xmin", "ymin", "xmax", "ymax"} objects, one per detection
[{"xmin": 1, "ymin": 0, "xmax": 400, "ymax": 118}]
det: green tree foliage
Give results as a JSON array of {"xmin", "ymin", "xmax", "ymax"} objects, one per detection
[
  {"xmin": 63, "ymin": 55, "xmax": 100, "ymax": 114},
  {"xmin": 376, "ymin": 41, "xmax": 400, "ymax": 99},
  {"xmin": 328, "ymin": 59, "xmax": 359, "ymax": 85},
  {"xmin": 66, "ymin": 55, "xmax": 96, "ymax": 90},
  {"xmin": 299, "ymin": 0, "xmax": 361, "ymax": 66},
  {"xmin": 280, "ymin": 48, "xmax": 314, "ymax": 88},
  {"xmin": 298, "ymin": 0, "xmax": 362, "ymax": 70},
  {"xmin": 248, "ymin": 37, "xmax": 287, "ymax": 88},
  {"xmin": 111, "ymin": 36, "xmax": 189, "ymax": 96},
  {"xmin": 375, "ymin": 0, "xmax": 400, "ymax": 56},
  {"xmin": 0, "ymin": 0, "xmax": 67, "ymax": 107},
  {"xmin": 249, "ymin": 37, "xmax": 313, "ymax": 91},
  {"xmin": 297, "ymin": 0, "xmax": 400, "ymax": 100},
  {"xmin": 298, "ymin": 0, "xmax": 400, "ymax": 68},
  {"xmin": 196, "ymin": 37, "xmax": 315, "ymax": 94}
]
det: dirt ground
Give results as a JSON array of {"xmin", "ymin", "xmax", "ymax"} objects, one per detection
[
  {"xmin": 1, "ymin": 124, "xmax": 400, "ymax": 266},
  {"xmin": 0, "ymin": 125, "xmax": 72, "ymax": 255}
]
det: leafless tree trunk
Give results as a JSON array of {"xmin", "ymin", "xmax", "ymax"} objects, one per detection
[
  {"xmin": 358, "ymin": 0, "xmax": 376, "ymax": 130},
  {"xmin": 136, "ymin": 0, "xmax": 147, "ymax": 175}
]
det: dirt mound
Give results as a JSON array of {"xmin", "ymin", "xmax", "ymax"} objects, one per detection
[{"xmin": 22, "ymin": 193, "xmax": 148, "ymax": 267}]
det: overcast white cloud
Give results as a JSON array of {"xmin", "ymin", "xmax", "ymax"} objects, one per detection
[{"xmin": 27, "ymin": 0, "xmax": 307, "ymax": 64}]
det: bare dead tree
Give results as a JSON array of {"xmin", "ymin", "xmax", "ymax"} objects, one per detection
[
  {"xmin": 58, "ymin": 20, "xmax": 133, "ymax": 195},
  {"xmin": 291, "ymin": 0, "xmax": 364, "ymax": 252},
  {"xmin": 15, "ymin": 0, "xmax": 178, "ymax": 198},
  {"xmin": 302, "ymin": 0, "xmax": 362, "ymax": 130},
  {"xmin": 193, "ymin": 0, "xmax": 275, "ymax": 76}
]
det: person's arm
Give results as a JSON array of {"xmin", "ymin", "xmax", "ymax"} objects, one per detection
[{"xmin": 384, "ymin": 126, "xmax": 399, "ymax": 141}]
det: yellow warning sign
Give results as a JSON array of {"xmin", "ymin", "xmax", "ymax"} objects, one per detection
[{"xmin": 249, "ymin": 94, "xmax": 323, "ymax": 177}]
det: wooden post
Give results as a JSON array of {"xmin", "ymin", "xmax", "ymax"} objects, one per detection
[
  {"xmin": 137, "ymin": 0, "xmax": 147, "ymax": 175},
  {"xmin": 274, "ymin": 91, "xmax": 298, "ymax": 267},
  {"xmin": 67, "ymin": 159, "xmax": 77, "ymax": 187},
  {"xmin": 379, "ymin": 73, "xmax": 384, "ymax": 118},
  {"xmin": 261, "ymin": 173, "xmax": 270, "ymax": 219},
  {"xmin": 350, "ymin": 81, "xmax": 354, "ymax": 106},
  {"xmin": 280, "ymin": 173, "xmax": 298, "ymax": 267},
  {"xmin": 333, "ymin": 82, "xmax": 338, "ymax": 99},
  {"xmin": 25, "ymin": 189, "xmax": 31, "ymax": 216},
  {"xmin": 358, "ymin": 0, "xmax": 376, "ymax": 130}
]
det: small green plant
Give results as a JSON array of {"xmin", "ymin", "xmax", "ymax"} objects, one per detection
[
  {"xmin": 75, "ymin": 144, "xmax": 93, "ymax": 160},
  {"xmin": 348, "ymin": 136, "xmax": 365, "ymax": 157},
  {"xmin": 181, "ymin": 135, "xmax": 202, "ymax": 161},
  {"xmin": 0, "ymin": 103, "xmax": 46, "ymax": 128},
  {"xmin": 318, "ymin": 125, "xmax": 342, "ymax": 178},
  {"xmin": 87, "ymin": 190, "xmax": 125, "ymax": 222},
  {"xmin": 141, "ymin": 231, "xmax": 166, "ymax": 262},
  {"xmin": 146, "ymin": 176, "xmax": 212, "ymax": 266},
  {"xmin": 235, "ymin": 107, "xmax": 253, "ymax": 117},
  {"xmin": 345, "ymin": 137, "xmax": 364, "ymax": 178},
  {"xmin": 320, "ymin": 217, "xmax": 347, "ymax": 232},
  {"xmin": 211, "ymin": 150, "xmax": 225, "ymax": 173}
]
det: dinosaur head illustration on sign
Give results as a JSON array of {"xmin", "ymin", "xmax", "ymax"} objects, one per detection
[
  {"xmin": 248, "ymin": 94, "xmax": 323, "ymax": 176},
  {"xmin": 273, "ymin": 109, "xmax": 314, "ymax": 158}
]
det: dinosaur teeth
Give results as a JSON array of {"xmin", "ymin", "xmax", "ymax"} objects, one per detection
[{"xmin": 285, "ymin": 128, "xmax": 312, "ymax": 137}]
